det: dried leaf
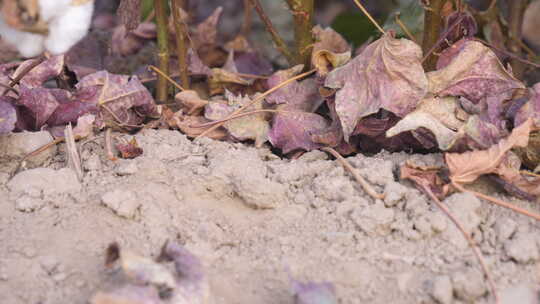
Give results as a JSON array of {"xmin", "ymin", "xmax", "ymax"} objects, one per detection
[
  {"xmin": 387, "ymin": 96, "xmax": 465, "ymax": 150},
  {"xmin": 194, "ymin": 7, "xmax": 223, "ymax": 47},
  {"xmin": 12, "ymin": 55, "xmax": 64, "ymax": 88},
  {"xmin": 173, "ymin": 114, "xmax": 227, "ymax": 140},
  {"xmin": 325, "ymin": 33, "xmax": 428, "ymax": 141},
  {"xmin": 0, "ymin": 96, "xmax": 17, "ymax": 134},
  {"xmin": 205, "ymin": 91, "xmax": 269, "ymax": 147},
  {"xmin": 446, "ymin": 119, "xmax": 533, "ymax": 185},
  {"xmin": 175, "ymin": 90, "xmax": 208, "ymax": 115},
  {"xmin": 311, "ymin": 25, "xmax": 351, "ymax": 76},
  {"xmin": 77, "ymin": 71, "xmax": 157, "ymax": 129},
  {"xmin": 72, "ymin": 114, "xmax": 95, "ymax": 138},
  {"xmin": 269, "ymin": 110, "xmax": 329, "ymax": 154},
  {"xmin": 400, "ymin": 161, "xmax": 450, "ymax": 199},
  {"xmin": 116, "ymin": 138, "xmax": 143, "ymax": 159},
  {"xmin": 427, "ymin": 40, "xmax": 524, "ymax": 103},
  {"xmin": 17, "ymin": 87, "xmax": 60, "ymax": 130}
]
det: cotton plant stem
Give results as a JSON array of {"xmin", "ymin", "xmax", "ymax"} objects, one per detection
[
  {"xmin": 171, "ymin": 0, "xmax": 190, "ymax": 90},
  {"xmin": 195, "ymin": 68, "xmax": 316, "ymax": 140},
  {"xmin": 248, "ymin": 0, "xmax": 295, "ymax": 65},
  {"xmin": 286, "ymin": 0, "xmax": 315, "ymax": 67},
  {"xmin": 154, "ymin": 0, "xmax": 170, "ymax": 104},
  {"xmin": 422, "ymin": 0, "xmax": 445, "ymax": 71},
  {"xmin": 322, "ymin": 147, "xmax": 385, "ymax": 200},
  {"xmin": 507, "ymin": 0, "xmax": 527, "ymax": 79}
]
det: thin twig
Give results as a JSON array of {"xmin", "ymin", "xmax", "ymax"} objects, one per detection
[
  {"xmin": 452, "ymin": 182, "xmax": 540, "ymax": 221},
  {"xmin": 321, "ymin": 147, "xmax": 385, "ymax": 200},
  {"xmin": 189, "ymin": 109, "xmax": 292, "ymax": 128},
  {"xmin": 2, "ymin": 55, "xmax": 45, "ymax": 96},
  {"xmin": 248, "ymin": 0, "xmax": 295, "ymax": 65},
  {"xmin": 351, "ymin": 0, "xmax": 385, "ymax": 34},
  {"xmin": 149, "ymin": 65, "xmax": 185, "ymax": 91},
  {"xmin": 421, "ymin": 14, "xmax": 466, "ymax": 64},
  {"xmin": 195, "ymin": 68, "xmax": 316, "ymax": 139},
  {"xmin": 473, "ymin": 38, "xmax": 540, "ymax": 69},
  {"xmin": 171, "ymin": 0, "xmax": 190, "ymax": 90},
  {"xmin": 507, "ymin": 0, "xmax": 527, "ymax": 78},
  {"xmin": 395, "ymin": 12, "xmax": 416, "ymax": 43},
  {"xmin": 419, "ymin": 182, "xmax": 500, "ymax": 304},
  {"xmin": 105, "ymin": 128, "xmax": 118, "ymax": 161}
]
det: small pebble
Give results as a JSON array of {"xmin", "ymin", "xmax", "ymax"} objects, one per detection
[{"xmin": 430, "ymin": 275, "xmax": 453, "ymax": 304}]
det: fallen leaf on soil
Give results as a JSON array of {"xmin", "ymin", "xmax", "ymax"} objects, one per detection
[
  {"xmin": 446, "ymin": 118, "xmax": 533, "ymax": 185},
  {"xmin": 205, "ymin": 91, "xmax": 269, "ymax": 147},
  {"xmin": 386, "ymin": 96, "xmax": 466, "ymax": 150},
  {"xmin": 400, "ymin": 161, "xmax": 450, "ymax": 199},
  {"xmin": 311, "ymin": 25, "xmax": 351, "ymax": 77},
  {"xmin": 76, "ymin": 71, "xmax": 157, "ymax": 129},
  {"xmin": 193, "ymin": 6, "xmax": 223, "ymax": 48},
  {"xmin": 12, "ymin": 55, "xmax": 64, "ymax": 88},
  {"xmin": 16, "ymin": 86, "xmax": 61, "ymax": 130},
  {"xmin": 116, "ymin": 137, "xmax": 143, "ymax": 159},
  {"xmin": 324, "ymin": 33, "xmax": 428, "ymax": 141},
  {"xmin": 72, "ymin": 114, "xmax": 96, "ymax": 138},
  {"xmin": 173, "ymin": 113, "xmax": 228, "ymax": 140},
  {"xmin": 265, "ymin": 65, "xmax": 329, "ymax": 153},
  {"xmin": 0, "ymin": 96, "xmax": 16, "ymax": 134},
  {"xmin": 175, "ymin": 90, "xmax": 208, "ymax": 115},
  {"xmin": 427, "ymin": 39, "xmax": 524, "ymax": 103}
]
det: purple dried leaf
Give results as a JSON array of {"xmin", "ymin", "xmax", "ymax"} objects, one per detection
[
  {"xmin": 311, "ymin": 25, "xmax": 351, "ymax": 76},
  {"xmin": 427, "ymin": 40, "xmax": 525, "ymax": 103},
  {"xmin": 188, "ymin": 48, "xmax": 212, "ymax": 76},
  {"xmin": 116, "ymin": 138, "xmax": 143, "ymax": 159},
  {"xmin": 0, "ymin": 96, "xmax": 17, "ymax": 134},
  {"xmin": 325, "ymin": 33, "xmax": 428, "ymax": 141},
  {"xmin": 204, "ymin": 91, "xmax": 269, "ymax": 147},
  {"xmin": 234, "ymin": 52, "xmax": 273, "ymax": 76},
  {"xmin": 77, "ymin": 71, "xmax": 157, "ymax": 128},
  {"xmin": 266, "ymin": 65, "xmax": 322, "ymax": 111},
  {"xmin": 17, "ymin": 87, "xmax": 60, "ymax": 130},
  {"xmin": 269, "ymin": 108, "xmax": 329, "ymax": 154},
  {"xmin": 66, "ymin": 33, "xmax": 107, "ymax": 80},
  {"xmin": 12, "ymin": 56, "xmax": 64, "ymax": 88},
  {"xmin": 194, "ymin": 7, "xmax": 223, "ymax": 47}
]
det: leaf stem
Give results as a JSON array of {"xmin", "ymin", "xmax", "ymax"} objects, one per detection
[{"xmin": 248, "ymin": 0, "xmax": 296, "ymax": 65}]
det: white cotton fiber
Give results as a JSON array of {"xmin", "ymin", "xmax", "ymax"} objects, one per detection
[{"xmin": 0, "ymin": 0, "xmax": 94, "ymax": 57}]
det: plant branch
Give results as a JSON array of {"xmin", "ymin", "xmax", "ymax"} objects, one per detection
[
  {"xmin": 154, "ymin": 0, "xmax": 170, "ymax": 104},
  {"xmin": 286, "ymin": 0, "xmax": 315, "ymax": 67},
  {"xmin": 422, "ymin": 0, "xmax": 445, "ymax": 71},
  {"xmin": 248, "ymin": 0, "xmax": 295, "ymax": 65},
  {"xmin": 507, "ymin": 0, "xmax": 527, "ymax": 79},
  {"xmin": 242, "ymin": 0, "xmax": 253, "ymax": 36},
  {"xmin": 171, "ymin": 0, "xmax": 190, "ymax": 90}
]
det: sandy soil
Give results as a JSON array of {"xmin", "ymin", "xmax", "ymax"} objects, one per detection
[{"xmin": 1, "ymin": 129, "xmax": 539, "ymax": 304}]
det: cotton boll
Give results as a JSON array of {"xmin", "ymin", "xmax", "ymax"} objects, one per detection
[
  {"xmin": 43, "ymin": 1, "xmax": 94, "ymax": 55},
  {"xmin": 0, "ymin": 17, "xmax": 45, "ymax": 57},
  {"xmin": 0, "ymin": 0, "xmax": 93, "ymax": 57}
]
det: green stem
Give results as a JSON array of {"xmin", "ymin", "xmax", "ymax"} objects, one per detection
[
  {"xmin": 154, "ymin": 0, "xmax": 170, "ymax": 103},
  {"xmin": 422, "ymin": 0, "xmax": 445, "ymax": 71},
  {"xmin": 171, "ymin": 0, "xmax": 190, "ymax": 90},
  {"xmin": 286, "ymin": 0, "xmax": 315, "ymax": 68}
]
